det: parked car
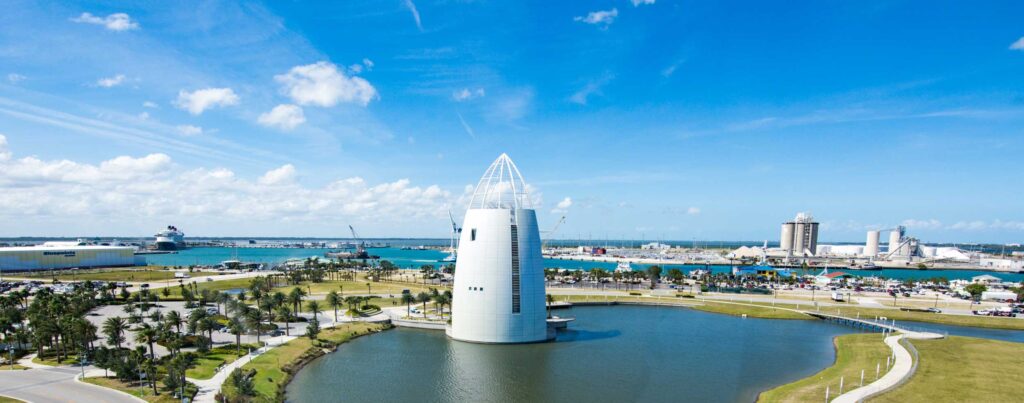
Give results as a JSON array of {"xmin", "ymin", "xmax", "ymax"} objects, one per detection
[{"xmin": 925, "ymin": 307, "xmax": 941, "ymax": 313}]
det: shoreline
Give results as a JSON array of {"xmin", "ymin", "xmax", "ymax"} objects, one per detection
[{"xmin": 545, "ymin": 254, "xmax": 1024, "ymax": 273}]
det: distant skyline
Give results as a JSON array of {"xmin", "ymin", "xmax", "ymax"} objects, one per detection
[{"xmin": 1, "ymin": 1, "xmax": 1023, "ymax": 243}]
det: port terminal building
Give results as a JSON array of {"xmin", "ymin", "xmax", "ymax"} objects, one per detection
[{"xmin": 0, "ymin": 242, "xmax": 142, "ymax": 271}]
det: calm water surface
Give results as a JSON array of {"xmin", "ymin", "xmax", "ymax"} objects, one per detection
[{"xmin": 286, "ymin": 306, "xmax": 862, "ymax": 402}]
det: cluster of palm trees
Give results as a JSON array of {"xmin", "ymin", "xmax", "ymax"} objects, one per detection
[{"xmin": 399, "ymin": 288, "xmax": 452, "ymax": 319}]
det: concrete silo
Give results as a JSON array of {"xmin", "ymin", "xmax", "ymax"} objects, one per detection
[{"xmin": 865, "ymin": 230, "xmax": 880, "ymax": 257}]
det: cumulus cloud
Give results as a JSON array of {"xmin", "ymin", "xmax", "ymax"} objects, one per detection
[
  {"xmin": 0, "ymin": 144, "xmax": 455, "ymax": 224},
  {"xmin": 143, "ymin": 101, "xmax": 159, "ymax": 108},
  {"xmin": 259, "ymin": 164, "xmax": 297, "ymax": 185},
  {"xmin": 7, "ymin": 73, "xmax": 26, "ymax": 83},
  {"xmin": 687, "ymin": 207, "xmax": 700, "ymax": 215},
  {"xmin": 257, "ymin": 104, "xmax": 306, "ymax": 130},
  {"xmin": 362, "ymin": 58, "xmax": 375, "ymax": 70},
  {"xmin": 176, "ymin": 125, "xmax": 203, "ymax": 136},
  {"xmin": 551, "ymin": 197, "xmax": 573, "ymax": 214},
  {"xmin": 1010, "ymin": 37, "xmax": 1024, "ymax": 50},
  {"xmin": 0, "ymin": 135, "xmax": 11, "ymax": 161},
  {"xmin": 452, "ymin": 88, "xmax": 485, "ymax": 102},
  {"xmin": 96, "ymin": 74, "xmax": 126, "ymax": 88},
  {"xmin": 574, "ymin": 8, "xmax": 618, "ymax": 26},
  {"xmin": 275, "ymin": 61, "xmax": 378, "ymax": 107},
  {"xmin": 631, "ymin": 0, "xmax": 656, "ymax": 5},
  {"xmin": 71, "ymin": 12, "xmax": 139, "ymax": 31},
  {"xmin": 174, "ymin": 88, "xmax": 240, "ymax": 115}
]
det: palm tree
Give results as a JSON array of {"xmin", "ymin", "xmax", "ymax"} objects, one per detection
[
  {"xmin": 102, "ymin": 316, "xmax": 127, "ymax": 350},
  {"xmin": 546, "ymin": 294, "xmax": 555, "ymax": 318},
  {"xmin": 306, "ymin": 300, "xmax": 322, "ymax": 322},
  {"xmin": 401, "ymin": 293, "xmax": 415, "ymax": 317},
  {"xmin": 244, "ymin": 307, "xmax": 262, "ymax": 345},
  {"xmin": 134, "ymin": 323, "xmax": 159, "ymax": 360},
  {"xmin": 164, "ymin": 310, "xmax": 183, "ymax": 335},
  {"xmin": 227, "ymin": 317, "xmax": 245, "ymax": 355},
  {"xmin": 276, "ymin": 305, "xmax": 292, "ymax": 336},
  {"xmin": 416, "ymin": 292, "xmax": 431, "ymax": 318},
  {"xmin": 326, "ymin": 291, "xmax": 342, "ymax": 322},
  {"xmin": 287, "ymin": 287, "xmax": 306, "ymax": 320}
]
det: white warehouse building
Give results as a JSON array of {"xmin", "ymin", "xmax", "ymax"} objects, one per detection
[
  {"xmin": 447, "ymin": 154, "xmax": 549, "ymax": 344},
  {"xmin": 0, "ymin": 243, "xmax": 141, "ymax": 271}
]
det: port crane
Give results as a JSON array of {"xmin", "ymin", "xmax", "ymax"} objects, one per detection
[
  {"xmin": 541, "ymin": 215, "xmax": 566, "ymax": 250},
  {"xmin": 448, "ymin": 210, "xmax": 461, "ymax": 253},
  {"xmin": 348, "ymin": 225, "xmax": 372, "ymax": 259}
]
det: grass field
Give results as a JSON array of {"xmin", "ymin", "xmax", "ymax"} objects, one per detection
[
  {"xmin": 872, "ymin": 336, "xmax": 1024, "ymax": 402},
  {"xmin": 31, "ymin": 353, "xmax": 79, "ymax": 366},
  {"xmin": 82, "ymin": 376, "xmax": 193, "ymax": 403},
  {"xmin": 186, "ymin": 344, "xmax": 258, "ymax": 380},
  {"xmin": 555, "ymin": 294, "xmax": 812, "ymax": 320},
  {"xmin": 718, "ymin": 300, "xmax": 1024, "ymax": 331},
  {"xmin": 0, "ymin": 396, "xmax": 24, "ymax": 403},
  {"xmin": 16, "ymin": 267, "xmax": 181, "ymax": 282},
  {"xmin": 758, "ymin": 333, "xmax": 891, "ymax": 402},
  {"xmin": 231, "ymin": 322, "xmax": 387, "ymax": 402}
]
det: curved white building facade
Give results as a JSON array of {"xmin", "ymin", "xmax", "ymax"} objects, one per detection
[{"xmin": 447, "ymin": 154, "xmax": 548, "ymax": 344}]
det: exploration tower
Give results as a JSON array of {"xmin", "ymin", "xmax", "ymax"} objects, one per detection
[{"xmin": 447, "ymin": 153, "xmax": 548, "ymax": 343}]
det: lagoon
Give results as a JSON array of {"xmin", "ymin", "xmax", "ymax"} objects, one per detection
[{"xmin": 286, "ymin": 305, "xmax": 860, "ymax": 402}]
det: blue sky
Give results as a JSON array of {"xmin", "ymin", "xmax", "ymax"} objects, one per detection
[{"xmin": 1, "ymin": 0, "xmax": 1023, "ymax": 243}]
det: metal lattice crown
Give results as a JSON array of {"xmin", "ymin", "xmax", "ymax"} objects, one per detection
[{"xmin": 468, "ymin": 153, "xmax": 532, "ymax": 210}]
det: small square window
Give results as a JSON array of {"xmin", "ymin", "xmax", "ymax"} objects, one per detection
[
  {"xmin": 471, "ymin": 228, "xmax": 477, "ymax": 241},
  {"xmin": 479, "ymin": 288, "xmax": 483, "ymax": 291}
]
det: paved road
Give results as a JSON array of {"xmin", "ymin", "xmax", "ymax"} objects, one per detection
[{"xmin": 0, "ymin": 366, "xmax": 143, "ymax": 403}]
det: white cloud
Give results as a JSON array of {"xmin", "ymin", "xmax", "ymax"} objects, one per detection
[
  {"xmin": 96, "ymin": 74, "xmax": 126, "ymax": 88},
  {"xmin": 174, "ymin": 88, "xmax": 240, "ymax": 115},
  {"xmin": 275, "ymin": 61, "xmax": 378, "ymax": 107},
  {"xmin": 950, "ymin": 220, "xmax": 1024, "ymax": 231},
  {"xmin": 70, "ymin": 12, "xmax": 139, "ymax": 31},
  {"xmin": 138, "ymin": 112, "xmax": 150, "ymax": 120},
  {"xmin": 259, "ymin": 164, "xmax": 297, "ymax": 185},
  {"xmin": 142, "ymin": 101, "xmax": 159, "ymax": 108},
  {"xmin": 452, "ymin": 87, "xmax": 485, "ymax": 102},
  {"xmin": 7, "ymin": 73, "xmax": 26, "ymax": 83},
  {"xmin": 0, "ymin": 145, "xmax": 455, "ymax": 225},
  {"xmin": 362, "ymin": 58, "xmax": 375, "ymax": 70},
  {"xmin": 0, "ymin": 135, "xmax": 10, "ymax": 161},
  {"xmin": 687, "ymin": 207, "xmax": 700, "ymax": 215},
  {"xmin": 570, "ymin": 74, "xmax": 613, "ymax": 105},
  {"xmin": 552, "ymin": 197, "xmax": 573, "ymax": 214},
  {"xmin": 257, "ymin": 104, "xmax": 306, "ymax": 130},
  {"xmin": 631, "ymin": 0, "xmax": 656, "ymax": 6},
  {"xmin": 403, "ymin": 0, "xmax": 423, "ymax": 31},
  {"xmin": 574, "ymin": 8, "xmax": 618, "ymax": 26},
  {"xmin": 1010, "ymin": 37, "xmax": 1024, "ymax": 50},
  {"xmin": 901, "ymin": 218, "xmax": 943, "ymax": 230},
  {"xmin": 176, "ymin": 125, "xmax": 203, "ymax": 136}
]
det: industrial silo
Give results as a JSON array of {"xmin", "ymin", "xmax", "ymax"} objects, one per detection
[{"xmin": 865, "ymin": 230, "xmax": 880, "ymax": 257}]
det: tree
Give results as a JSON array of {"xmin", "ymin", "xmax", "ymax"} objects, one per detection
[
  {"xmin": 965, "ymin": 283, "xmax": 987, "ymax": 305},
  {"xmin": 227, "ymin": 317, "xmax": 245, "ymax": 355},
  {"xmin": 416, "ymin": 292, "xmax": 431, "ymax": 318},
  {"xmin": 546, "ymin": 294, "xmax": 555, "ymax": 319},
  {"xmin": 244, "ymin": 307, "xmax": 262, "ymax": 345},
  {"xmin": 134, "ymin": 323, "xmax": 159, "ymax": 360},
  {"xmin": 326, "ymin": 291, "xmax": 342, "ymax": 322},
  {"xmin": 307, "ymin": 300, "xmax": 322, "ymax": 322},
  {"xmin": 401, "ymin": 293, "xmax": 415, "ymax": 317},
  {"xmin": 102, "ymin": 316, "xmax": 127, "ymax": 350},
  {"xmin": 287, "ymin": 287, "xmax": 306, "ymax": 321},
  {"xmin": 228, "ymin": 368, "xmax": 255, "ymax": 398},
  {"xmin": 647, "ymin": 266, "xmax": 662, "ymax": 289},
  {"xmin": 276, "ymin": 305, "xmax": 292, "ymax": 336},
  {"xmin": 306, "ymin": 318, "xmax": 320, "ymax": 340},
  {"xmin": 164, "ymin": 310, "xmax": 183, "ymax": 335}
]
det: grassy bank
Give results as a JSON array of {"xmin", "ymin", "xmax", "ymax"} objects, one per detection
[
  {"xmin": 0, "ymin": 396, "xmax": 24, "ymax": 403},
  {"xmin": 758, "ymin": 333, "xmax": 891, "ymax": 402},
  {"xmin": 15, "ymin": 267, "xmax": 181, "ymax": 282},
  {"xmin": 872, "ymin": 336, "xmax": 1024, "ymax": 402},
  {"xmin": 82, "ymin": 376, "xmax": 196, "ymax": 403},
  {"xmin": 222, "ymin": 322, "xmax": 389, "ymax": 402}
]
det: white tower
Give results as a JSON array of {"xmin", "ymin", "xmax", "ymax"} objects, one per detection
[{"xmin": 447, "ymin": 154, "xmax": 549, "ymax": 344}]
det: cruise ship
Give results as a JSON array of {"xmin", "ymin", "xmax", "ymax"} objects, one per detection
[{"xmin": 154, "ymin": 226, "xmax": 186, "ymax": 250}]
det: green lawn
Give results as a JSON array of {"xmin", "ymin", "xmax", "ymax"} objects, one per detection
[
  {"xmin": 186, "ymin": 345, "xmax": 258, "ymax": 380},
  {"xmin": 872, "ymin": 336, "xmax": 1024, "ymax": 402},
  {"xmin": 738, "ymin": 301, "xmax": 1024, "ymax": 331},
  {"xmin": 31, "ymin": 353, "xmax": 79, "ymax": 366},
  {"xmin": 0, "ymin": 396, "xmax": 25, "ymax": 403},
  {"xmin": 758, "ymin": 333, "xmax": 891, "ymax": 402},
  {"xmin": 228, "ymin": 322, "xmax": 387, "ymax": 402},
  {"xmin": 82, "ymin": 376, "xmax": 195, "ymax": 403},
  {"xmin": 555, "ymin": 294, "xmax": 812, "ymax": 320},
  {"xmin": 18, "ymin": 267, "xmax": 180, "ymax": 282}
]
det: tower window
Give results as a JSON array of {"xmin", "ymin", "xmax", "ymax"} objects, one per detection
[{"xmin": 471, "ymin": 228, "xmax": 477, "ymax": 241}]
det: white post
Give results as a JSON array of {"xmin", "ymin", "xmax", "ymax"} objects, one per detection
[
  {"xmin": 876, "ymin": 363, "xmax": 880, "ymax": 379},
  {"xmin": 825, "ymin": 385, "xmax": 830, "ymax": 402},
  {"xmin": 839, "ymin": 376, "xmax": 844, "ymax": 394},
  {"xmin": 886, "ymin": 356, "xmax": 890, "ymax": 369},
  {"xmin": 860, "ymin": 369, "xmax": 864, "ymax": 387}
]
